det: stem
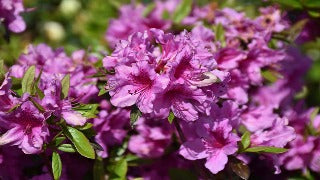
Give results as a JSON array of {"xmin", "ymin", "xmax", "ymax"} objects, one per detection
[{"xmin": 173, "ymin": 119, "xmax": 211, "ymax": 179}]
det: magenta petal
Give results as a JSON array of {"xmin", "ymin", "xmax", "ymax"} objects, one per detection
[
  {"xmin": 205, "ymin": 151, "xmax": 228, "ymax": 174},
  {"xmin": 179, "ymin": 139, "xmax": 208, "ymax": 160}
]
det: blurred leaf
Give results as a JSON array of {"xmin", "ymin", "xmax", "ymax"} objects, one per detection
[
  {"xmin": 308, "ymin": 10, "xmax": 320, "ymax": 18},
  {"xmin": 63, "ymin": 126, "xmax": 95, "ymax": 159},
  {"xmin": 272, "ymin": 0, "xmax": 302, "ymax": 9},
  {"xmin": 0, "ymin": 59, "xmax": 4, "ymax": 82},
  {"xmin": 162, "ymin": 10, "xmax": 170, "ymax": 20},
  {"xmin": 230, "ymin": 158, "xmax": 250, "ymax": 180},
  {"xmin": 107, "ymin": 158, "xmax": 128, "ymax": 180},
  {"xmin": 93, "ymin": 157, "xmax": 104, "ymax": 180},
  {"xmin": 168, "ymin": 111, "xmax": 175, "ymax": 124},
  {"xmin": 143, "ymin": 3, "xmax": 156, "ymax": 17},
  {"xmin": 130, "ymin": 106, "xmax": 142, "ymax": 127},
  {"xmin": 57, "ymin": 144, "xmax": 77, "ymax": 153},
  {"xmin": 245, "ymin": 146, "xmax": 288, "ymax": 153},
  {"xmin": 214, "ymin": 23, "xmax": 226, "ymax": 47},
  {"xmin": 60, "ymin": 74, "xmax": 70, "ymax": 99},
  {"xmin": 169, "ymin": 168, "xmax": 197, "ymax": 180},
  {"xmin": 52, "ymin": 151, "xmax": 62, "ymax": 180},
  {"xmin": 22, "ymin": 66, "xmax": 35, "ymax": 94},
  {"xmin": 311, "ymin": 107, "xmax": 319, "ymax": 121},
  {"xmin": 295, "ymin": 86, "xmax": 308, "ymax": 100},
  {"xmin": 172, "ymin": 0, "xmax": 192, "ymax": 23},
  {"xmin": 288, "ymin": 19, "xmax": 309, "ymax": 42},
  {"xmin": 90, "ymin": 142, "xmax": 104, "ymax": 151},
  {"xmin": 261, "ymin": 69, "xmax": 282, "ymax": 83},
  {"xmin": 304, "ymin": 0, "xmax": 320, "ymax": 8}
]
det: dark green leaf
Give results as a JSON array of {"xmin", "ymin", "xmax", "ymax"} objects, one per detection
[
  {"xmin": 168, "ymin": 111, "xmax": 175, "ymax": 124},
  {"xmin": 130, "ymin": 106, "xmax": 142, "ymax": 127},
  {"xmin": 90, "ymin": 142, "xmax": 104, "ymax": 151},
  {"xmin": 169, "ymin": 168, "xmax": 197, "ymax": 180},
  {"xmin": 241, "ymin": 131, "xmax": 251, "ymax": 150},
  {"xmin": 272, "ymin": 0, "xmax": 302, "ymax": 9},
  {"xmin": 61, "ymin": 74, "xmax": 70, "ymax": 99},
  {"xmin": 245, "ymin": 146, "xmax": 288, "ymax": 153},
  {"xmin": 52, "ymin": 151, "xmax": 62, "ymax": 180},
  {"xmin": 22, "ymin": 66, "xmax": 36, "ymax": 94},
  {"xmin": 57, "ymin": 144, "xmax": 77, "ymax": 153},
  {"xmin": 93, "ymin": 157, "xmax": 104, "ymax": 180},
  {"xmin": 0, "ymin": 59, "xmax": 4, "ymax": 82},
  {"xmin": 63, "ymin": 126, "xmax": 95, "ymax": 159},
  {"xmin": 172, "ymin": 0, "xmax": 192, "ymax": 23}
]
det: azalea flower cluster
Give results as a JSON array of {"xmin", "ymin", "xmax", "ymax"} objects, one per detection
[{"xmin": 0, "ymin": 0, "xmax": 319, "ymax": 179}]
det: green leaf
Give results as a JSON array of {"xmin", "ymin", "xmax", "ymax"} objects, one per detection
[
  {"xmin": 53, "ymin": 136, "xmax": 66, "ymax": 146},
  {"xmin": 172, "ymin": 0, "xmax": 192, "ymax": 23},
  {"xmin": 61, "ymin": 74, "xmax": 70, "ymax": 99},
  {"xmin": 52, "ymin": 151, "xmax": 62, "ymax": 180},
  {"xmin": 168, "ymin": 111, "xmax": 175, "ymax": 124},
  {"xmin": 130, "ymin": 106, "xmax": 142, "ymax": 127},
  {"xmin": 230, "ymin": 158, "xmax": 250, "ymax": 180},
  {"xmin": 214, "ymin": 23, "xmax": 226, "ymax": 47},
  {"xmin": 107, "ymin": 158, "xmax": 128, "ymax": 180},
  {"xmin": 272, "ymin": 0, "xmax": 302, "ymax": 9},
  {"xmin": 240, "ymin": 131, "xmax": 251, "ymax": 150},
  {"xmin": 57, "ymin": 144, "xmax": 77, "ymax": 153},
  {"xmin": 169, "ymin": 168, "xmax": 197, "ymax": 180},
  {"xmin": 63, "ymin": 126, "xmax": 95, "ymax": 159},
  {"xmin": 261, "ymin": 70, "xmax": 278, "ymax": 83},
  {"xmin": 0, "ymin": 59, "xmax": 5, "ymax": 82},
  {"xmin": 73, "ymin": 104, "xmax": 99, "ymax": 119},
  {"xmin": 245, "ymin": 146, "xmax": 288, "ymax": 154},
  {"xmin": 93, "ymin": 157, "xmax": 104, "ymax": 180},
  {"xmin": 98, "ymin": 88, "xmax": 107, "ymax": 96},
  {"xmin": 162, "ymin": 10, "xmax": 170, "ymax": 20},
  {"xmin": 22, "ymin": 66, "xmax": 36, "ymax": 94},
  {"xmin": 143, "ymin": 3, "xmax": 156, "ymax": 17},
  {"xmin": 76, "ymin": 123, "xmax": 93, "ymax": 130},
  {"xmin": 29, "ymin": 97, "xmax": 45, "ymax": 113}
]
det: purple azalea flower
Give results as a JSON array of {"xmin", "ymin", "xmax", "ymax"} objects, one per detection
[
  {"xmin": 0, "ymin": 0, "xmax": 26, "ymax": 33},
  {"xmin": 179, "ymin": 119, "xmax": 240, "ymax": 174},
  {"xmin": 128, "ymin": 117, "xmax": 172, "ymax": 158},
  {"xmin": 0, "ymin": 101, "xmax": 49, "ymax": 154},
  {"xmin": 93, "ymin": 100, "xmax": 129, "ymax": 158},
  {"xmin": 109, "ymin": 61, "xmax": 169, "ymax": 113}
]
